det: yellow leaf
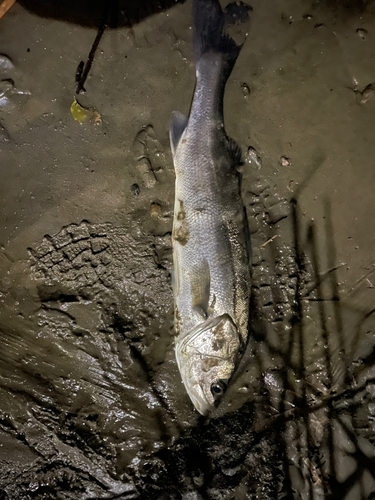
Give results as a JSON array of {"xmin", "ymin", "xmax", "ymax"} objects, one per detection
[{"xmin": 70, "ymin": 100, "xmax": 101, "ymax": 124}]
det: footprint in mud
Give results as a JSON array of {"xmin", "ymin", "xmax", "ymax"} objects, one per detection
[
  {"xmin": 242, "ymin": 154, "xmax": 313, "ymax": 325},
  {"xmin": 132, "ymin": 124, "xmax": 169, "ymax": 189},
  {"xmin": 28, "ymin": 220, "xmax": 173, "ymax": 340},
  {"xmin": 0, "ymin": 54, "xmax": 31, "ymax": 109}
]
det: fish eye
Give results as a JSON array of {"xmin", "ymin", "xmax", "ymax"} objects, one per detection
[{"xmin": 210, "ymin": 380, "xmax": 227, "ymax": 399}]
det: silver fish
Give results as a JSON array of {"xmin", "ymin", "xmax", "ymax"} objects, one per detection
[{"xmin": 170, "ymin": 0, "xmax": 251, "ymax": 415}]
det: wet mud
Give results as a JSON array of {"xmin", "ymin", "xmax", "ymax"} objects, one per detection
[{"xmin": 1, "ymin": 0, "xmax": 375, "ymax": 498}]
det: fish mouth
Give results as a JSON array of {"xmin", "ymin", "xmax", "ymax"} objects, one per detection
[{"xmin": 185, "ymin": 382, "xmax": 213, "ymax": 416}]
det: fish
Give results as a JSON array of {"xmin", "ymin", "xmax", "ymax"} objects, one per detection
[{"xmin": 169, "ymin": 0, "xmax": 252, "ymax": 415}]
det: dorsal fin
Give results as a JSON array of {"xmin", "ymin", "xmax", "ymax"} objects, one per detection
[{"xmin": 169, "ymin": 111, "xmax": 188, "ymax": 158}]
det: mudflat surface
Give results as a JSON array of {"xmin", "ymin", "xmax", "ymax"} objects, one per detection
[{"xmin": 0, "ymin": 0, "xmax": 375, "ymax": 498}]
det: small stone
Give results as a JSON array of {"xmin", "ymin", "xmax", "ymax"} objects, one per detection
[
  {"xmin": 246, "ymin": 146, "xmax": 262, "ymax": 169},
  {"xmin": 241, "ymin": 82, "xmax": 250, "ymax": 97},
  {"xmin": 356, "ymin": 28, "xmax": 368, "ymax": 39},
  {"xmin": 238, "ymin": 385, "xmax": 249, "ymax": 393},
  {"xmin": 130, "ymin": 183, "xmax": 140, "ymax": 196},
  {"xmin": 280, "ymin": 155, "xmax": 291, "ymax": 167},
  {"xmin": 150, "ymin": 202, "xmax": 162, "ymax": 217}
]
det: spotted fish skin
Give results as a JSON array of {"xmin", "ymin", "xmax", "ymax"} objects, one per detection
[{"xmin": 170, "ymin": 0, "xmax": 252, "ymax": 415}]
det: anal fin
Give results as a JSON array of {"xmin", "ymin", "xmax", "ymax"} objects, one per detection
[{"xmin": 169, "ymin": 111, "xmax": 188, "ymax": 158}]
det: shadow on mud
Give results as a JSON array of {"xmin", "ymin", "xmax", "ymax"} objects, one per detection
[
  {"xmin": 17, "ymin": 0, "xmax": 186, "ymax": 95},
  {"xmin": 246, "ymin": 196, "xmax": 375, "ymax": 500},
  {"xmin": 18, "ymin": 0, "xmax": 186, "ymax": 28}
]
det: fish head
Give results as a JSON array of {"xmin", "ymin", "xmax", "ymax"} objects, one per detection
[{"xmin": 175, "ymin": 314, "xmax": 242, "ymax": 416}]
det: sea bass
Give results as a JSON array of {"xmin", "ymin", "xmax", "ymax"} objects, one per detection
[{"xmin": 170, "ymin": 0, "xmax": 251, "ymax": 415}]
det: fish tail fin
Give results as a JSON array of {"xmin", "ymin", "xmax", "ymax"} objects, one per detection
[{"xmin": 193, "ymin": 0, "xmax": 251, "ymax": 78}]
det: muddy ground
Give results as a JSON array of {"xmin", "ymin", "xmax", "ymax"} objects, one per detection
[{"xmin": 0, "ymin": 0, "xmax": 375, "ymax": 498}]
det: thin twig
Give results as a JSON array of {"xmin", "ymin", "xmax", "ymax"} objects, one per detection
[
  {"xmin": 75, "ymin": 3, "xmax": 110, "ymax": 94},
  {"xmin": 260, "ymin": 235, "xmax": 279, "ymax": 248}
]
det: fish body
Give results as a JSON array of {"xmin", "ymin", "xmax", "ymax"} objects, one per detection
[{"xmin": 170, "ymin": 0, "xmax": 251, "ymax": 415}]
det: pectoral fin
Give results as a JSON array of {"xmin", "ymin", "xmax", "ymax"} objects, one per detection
[
  {"xmin": 226, "ymin": 136, "xmax": 243, "ymax": 167},
  {"xmin": 190, "ymin": 259, "xmax": 210, "ymax": 318},
  {"xmin": 169, "ymin": 111, "xmax": 188, "ymax": 158}
]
